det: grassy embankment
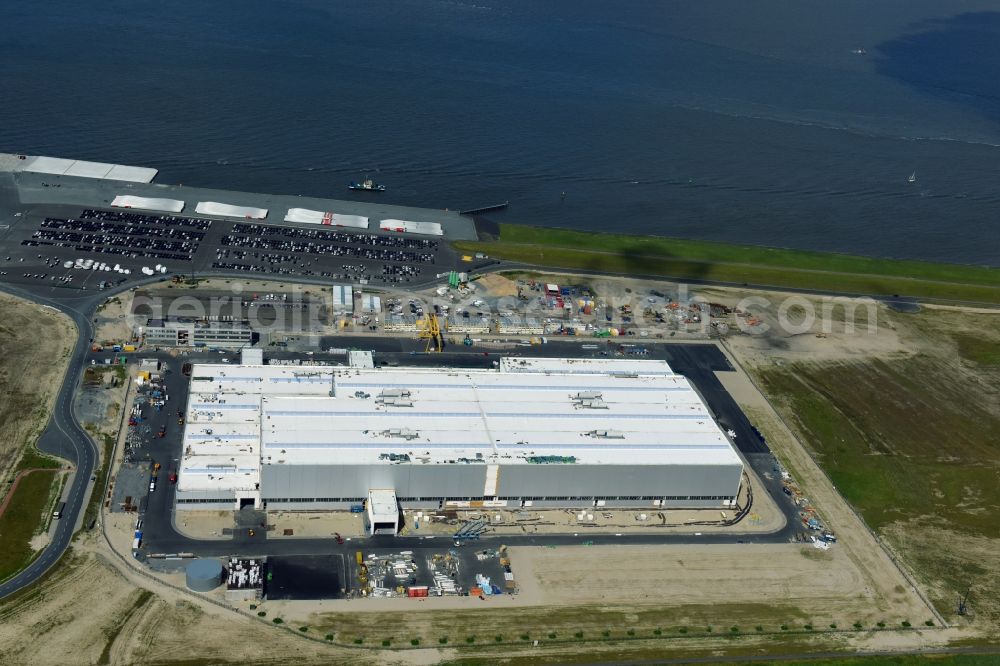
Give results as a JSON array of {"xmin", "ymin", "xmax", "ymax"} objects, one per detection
[
  {"xmin": 83, "ymin": 433, "xmax": 115, "ymax": 528},
  {"xmin": 0, "ymin": 470, "xmax": 60, "ymax": 582},
  {"xmin": 311, "ymin": 602, "xmax": 814, "ymax": 649},
  {"xmin": 751, "ymin": 311, "xmax": 1000, "ymax": 629},
  {"xmin": 0, "ymin": 293, "xmax": 75, "ymax": 582},
  {"xmin": 454, "ymin": 224, "xmax": 1000, "ymax": 304},
  {"xmin": 440, "ymin": 651, "xmax": 1000, "ymax": 666}
]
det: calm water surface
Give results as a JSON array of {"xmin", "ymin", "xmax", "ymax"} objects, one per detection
[{"xmin": 2, "ymin": 0, "xmax": 999, "ymax": 264}]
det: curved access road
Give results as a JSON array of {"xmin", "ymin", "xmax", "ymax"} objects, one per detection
[{"xmin": 0, "ymin": 285, "xmax": 100, "ymax": 599}]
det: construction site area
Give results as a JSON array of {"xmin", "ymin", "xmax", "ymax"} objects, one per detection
[{"xmin": 5, "ymin": 270, "xmax": 994, "ymax": 665}]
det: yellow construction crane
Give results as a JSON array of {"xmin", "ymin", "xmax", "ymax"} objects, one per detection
[{"xmin": 416, "ymin": 314, "xmax": 443, "ymax": 352}]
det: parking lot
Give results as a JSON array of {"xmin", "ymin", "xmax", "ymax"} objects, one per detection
[
  {"xmin": 0, "ymin": 203, "xmax": 478, "ymax": 293},
  {"xmin": 216, "ymin": 222, "xmax": 438, "ymax": 283},
  {"xmin": 24, "ymin": 210, "xmax": 210, "ymax": 263}
]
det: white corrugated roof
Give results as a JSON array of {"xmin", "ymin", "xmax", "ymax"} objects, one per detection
[
  {"xmin": 179, "ymin": 360, "xmax": 741, "ymax": 474},
  {"xmin": 332, "ymin": 284, "xmax": 353, "ymax": 309},
  {"xmin": 499, "ymin": 357, "xmax": 675, "ymax": 375}
]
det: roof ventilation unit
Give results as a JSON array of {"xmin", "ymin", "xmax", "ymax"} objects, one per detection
[
  {"xmin": 383, "ymin": 427, "xmax": 419, "ymax": 440},
  {"xmin": 587, "ymin": 429, "xmax": 625, "ymax": 439},
  {"xmin": 576, "ymin": 398, "xmax": 608, "ymax": 409},
  {"xmin": 379, "ymin": 397, "xmax": 414, "ymax": 407}
]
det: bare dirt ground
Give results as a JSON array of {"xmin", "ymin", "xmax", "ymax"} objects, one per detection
[
  {"xmin": 146, "ymin": 277, "xmax": 331, "ymax": 303},
  {"xmin": 472, "ymin": 272, "xmax": 519, "ymax": 298},
  {"xmin": 0, "ymin": 546, "xmax": 375, "ymax": 666},
  {"xmin": 92, "ymin": 292, "xmax": 135, "ymax": 345},
  {"xmin": 260, "ymin": 482, "xmax": 783, "ymax": 540},
  {"xmin": 0, "ymin": 535, "xmax": 970, "ymax": 666},
  {"xmin": 396, "ymin": 492, "xmax": 784, "ymax": 536},
  {"xmin": 173, "ymin": 509, "xmax": 235, "ymax": 540},
  {"xmin": 0, "ymin": 293, "xmax": 75, "ymax": 486}
]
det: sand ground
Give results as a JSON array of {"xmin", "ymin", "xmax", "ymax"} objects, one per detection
[
  {"xmin": 92, "ymin": 291, "xmax": 135, "ymax": 345},
  {"xmin": 0, "ymin": 293, "xmax": 76, "ymax": 485}
]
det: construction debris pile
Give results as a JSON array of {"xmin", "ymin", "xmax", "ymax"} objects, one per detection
[
  {"xmin": 427, "ymin": 552, "xmax": 463, "ymax": 596},
  {"xmin": 366, "ymin": 551, "xmax": 419, "ymax": 598},
  {"xmin": 354, "ymin": 547, "xmax": 514, "ymax": 599}
]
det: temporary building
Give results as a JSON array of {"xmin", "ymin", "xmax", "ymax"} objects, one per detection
[
  {"xmin": 111, "ymin": 195, "xmax": 185, "ymax": 213},
  {"xmin": 18, "ymin": 155, "xmax": 157, "ymax": 183},
  {"xmin": 284, "ymin": 208, "xmax": 369, "ymax": 229},
  {"xmin": 195, "ymin": 202, "xmax": 268, "ymax": 219},
  {"xmin": 379, "ymin": 219, "xmax": 443, "ymax": 236}
]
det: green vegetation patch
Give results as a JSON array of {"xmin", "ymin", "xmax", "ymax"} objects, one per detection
[
  {"xmin": 757, "ymin": 358, "xmax": 1000, "ymax": 536},
  {"xmin": 953, "ymin": 333, "xmax": 1000, "ymax": 366},
  {"xmin": 454, "ymin": 224, "xmax": 1000, "ymax": 304},
  {"xmin": 755, "ymin": 352, "xmax": 1000, "ymax": 623},
  {"xmin": 0, "ymin": 470, "xmax": 59, "ymax": 582},
  {"xmin": 83, "ymin": 434, "xmax": 115, "ymax": 529},
  {"xmin": 16, "ymin": 447, "xmax": 63, "ymax": 472},
  {"xmin": 313, "ymin": 601, "xmax": 805, "ymax": 650}
]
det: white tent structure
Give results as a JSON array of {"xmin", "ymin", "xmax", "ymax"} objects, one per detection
[
  {"xmin": 16, "ymin": 155, "xmax": 157, "ymax": 183},
  {"xmin": 379, "ymin": 219, "xmax": 443, "ymax": 236},
  {"xmin": 195, "ymin": 202, "xmax": 268, "ymax": 219},
  {"xmin": 284, "ymin": 208, "xmax": 369, "ymax": 229},
  {"xmin": 111, "ymin": 195, "xmax": 185, "ymax": 213}
]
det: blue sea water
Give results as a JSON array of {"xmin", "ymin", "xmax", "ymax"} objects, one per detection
[{"xmin": 1, "ymin": 0, "xmax": 999, "ymax": 265}]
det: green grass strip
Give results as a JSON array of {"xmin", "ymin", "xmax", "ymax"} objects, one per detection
[
  {"xmin": 455, "ymin": 224, "xmax": 1000, "ymax": 304},
  {"xmin": 0, "ymin": 470, "xmax": 59, "ymax": 581}
]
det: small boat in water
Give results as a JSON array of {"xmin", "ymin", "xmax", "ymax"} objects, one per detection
[
  {"xmin": 349, "ymin": 176, "xmax": 386, "ymax": 192},
  {"xmin": 908, "ymin": 171, "xmax": 917, "ymax": 183}
]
